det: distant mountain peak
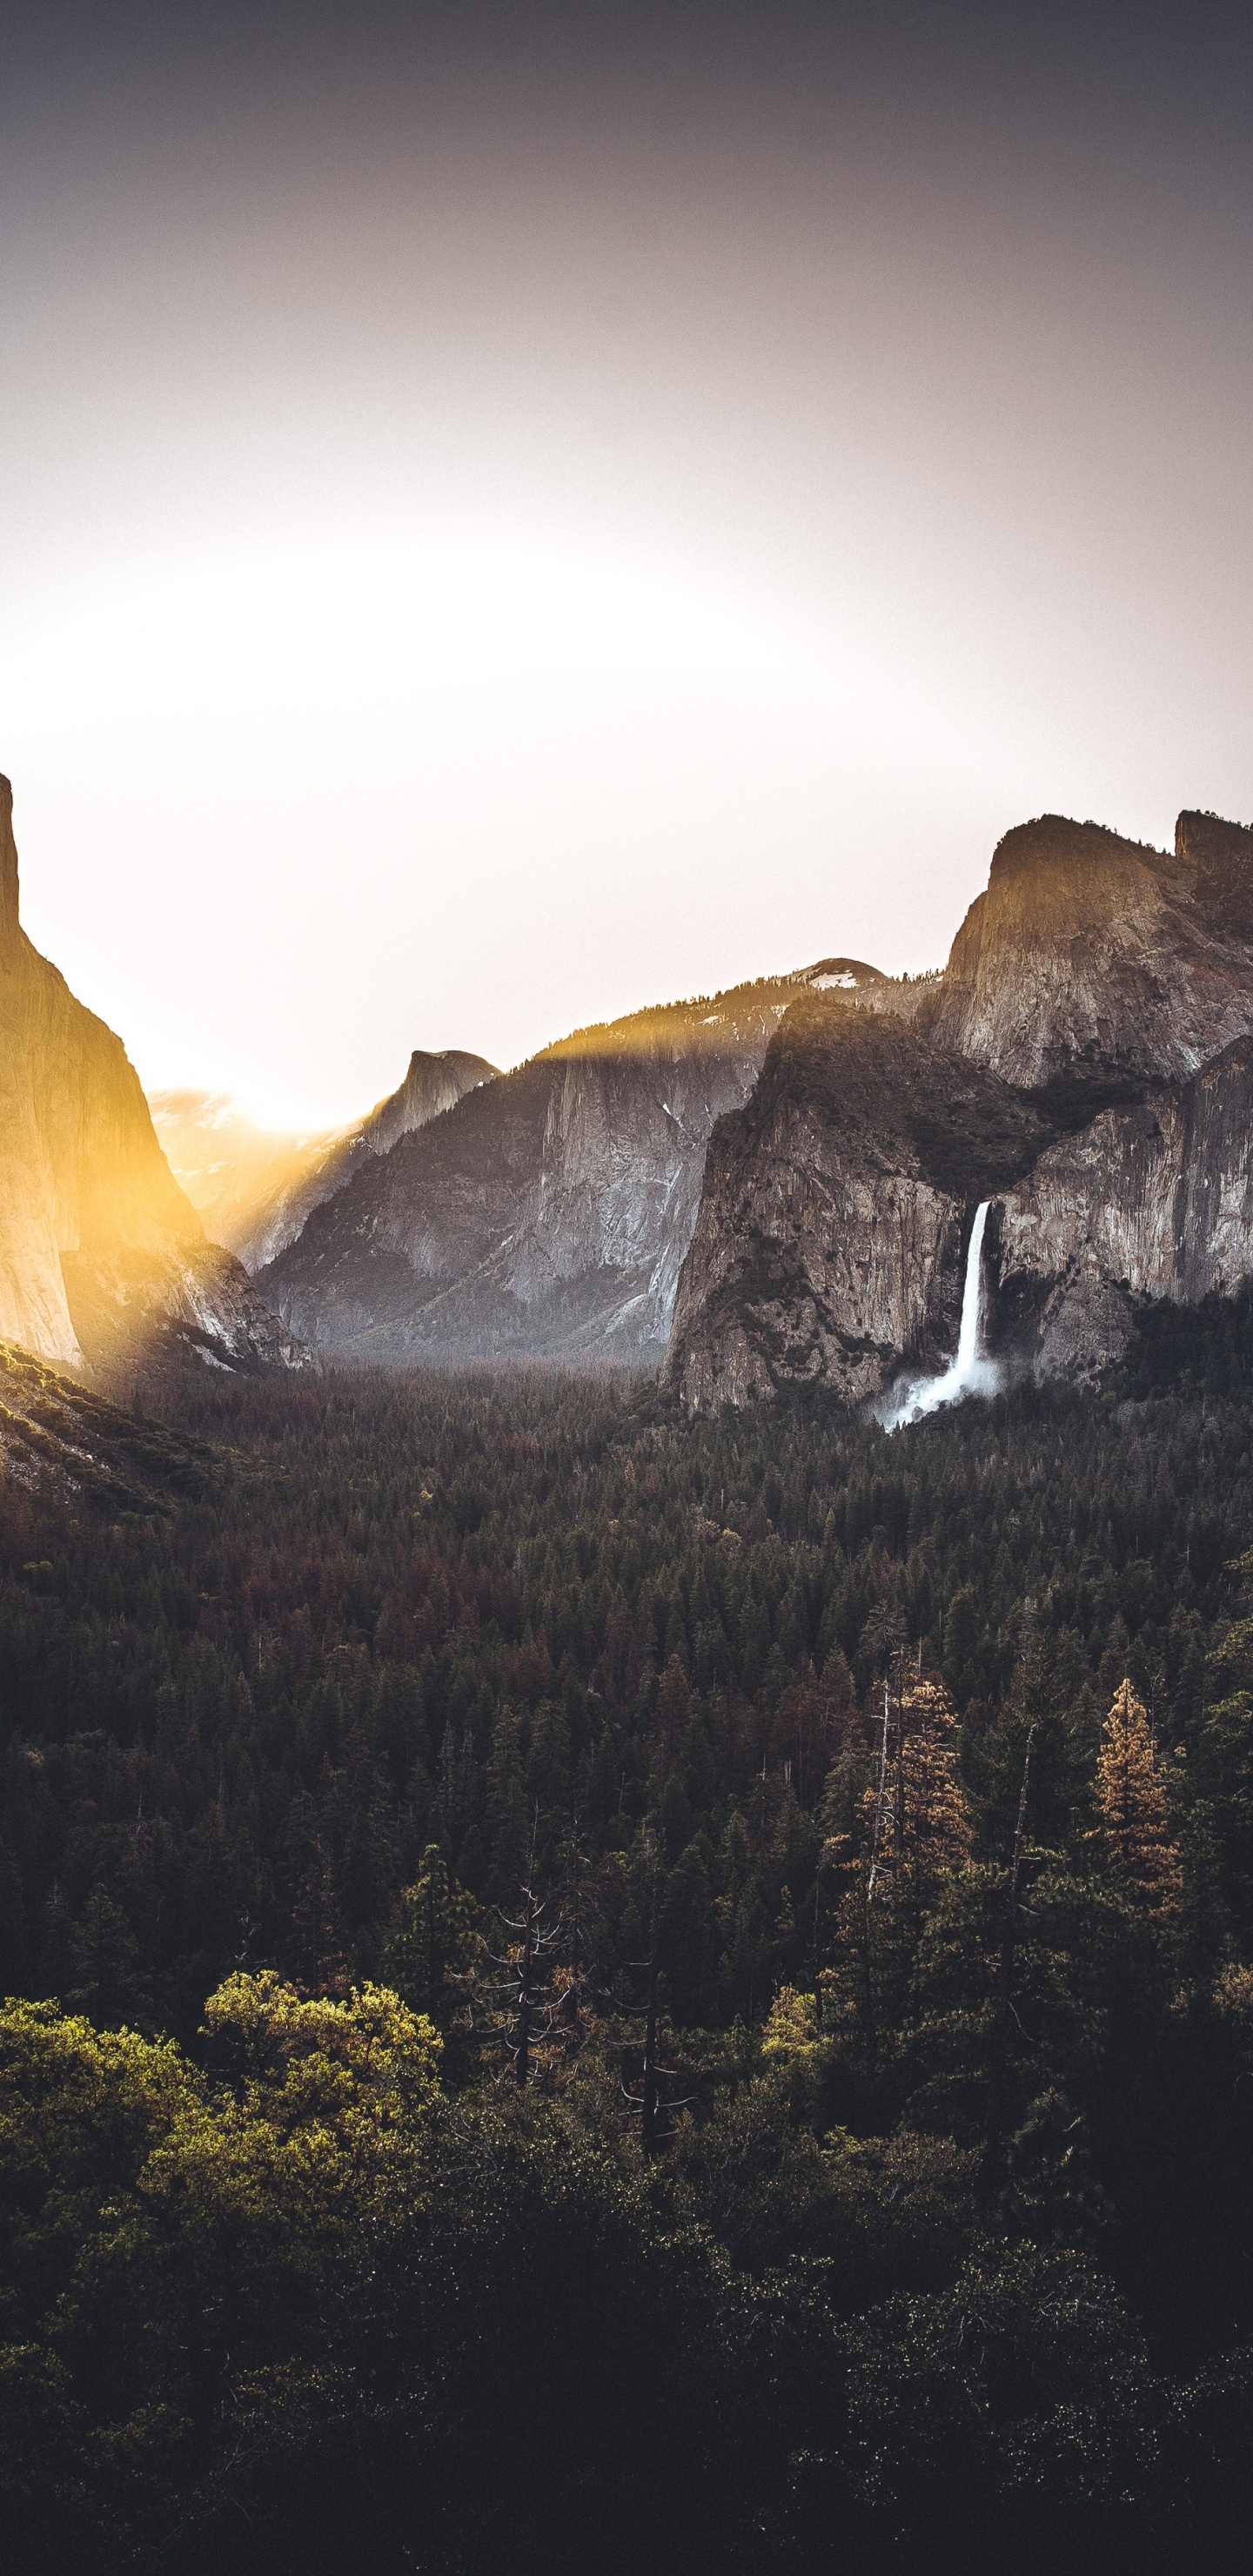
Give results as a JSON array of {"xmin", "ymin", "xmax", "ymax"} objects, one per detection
[
  {"xmin": 151, "ymin": 1045, "xmax": 500, "ymax": 1274},
  {"xmin": 793, "ymin": 956, "xmax": 888, "ymax": 991}
]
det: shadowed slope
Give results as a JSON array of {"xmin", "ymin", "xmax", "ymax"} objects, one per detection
[
  {"xmin": 152, "ymin": 1048, "xmax": 498, "ymax": 1274},
  {"xmin": 261, "ymin": 963, "xmax": 886, "ymax": 1363}
]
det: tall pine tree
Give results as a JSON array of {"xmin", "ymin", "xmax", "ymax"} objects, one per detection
[{"xmin": 1096, "ymin": 1679, "xmax": 1183, "ymax": 1925}]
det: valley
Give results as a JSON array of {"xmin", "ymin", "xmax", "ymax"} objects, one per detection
[
  {"xmin": 9, "ymin": 755, "xmax": 1252, "ymax": 1419},
  {"xmin": 135, "ymin": 805, "xmax": 1253, "ymax": 1409},
  {"xmin": 4, "ymin": 1344, "xmax": 1253, "ymax": 2573},
  {"xmin": 7, "ymin": 13, "xmax": 1250, "ymax": 2571},
  {"xmin": 3, "ymin": 778, "xmax": 1253, "ymax": 2576}
]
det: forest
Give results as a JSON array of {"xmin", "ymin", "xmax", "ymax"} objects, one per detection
[{"xmin": 4, "ymin": 1304, "xmax": 1253, "ymax": 2572}]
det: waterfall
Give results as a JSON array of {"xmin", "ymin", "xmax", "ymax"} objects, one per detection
[
  {"xmin": 954, "ymin": 1198, "xmax": 989, "ymax": 1380},
  {"xmin": 881, "ymin": 1199, "xmax": 998, "ymax": 1431}
]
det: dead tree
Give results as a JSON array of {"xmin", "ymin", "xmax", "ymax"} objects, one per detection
[
  {"xmin": 492, "ymin": 1881, "xmax": 562, "ymax": 2085},
  {"xmin": 867, "ymin": 1654, "xmax": 901, "ymax": 1902},
  {"xmin": 977, "ymin": 1720, "xmax": 1038, "ymax": 2208},
  {"xmin": 620, "ymin": 1842, "xmax": 693, "ymax": 2158},
  {"xmin": 492, "ymin": 1823, "xmax": 564, "ymax": 2087}
]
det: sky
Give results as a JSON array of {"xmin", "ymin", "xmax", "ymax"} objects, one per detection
[{"xmin": 2, "ymin": 1, "xmax": 1252, "ymax": 1126}]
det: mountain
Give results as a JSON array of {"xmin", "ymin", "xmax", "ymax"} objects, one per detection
[
  {"xmin": 0, "ymin": 777, "xmax": 305, "ymax": 1384},
  {"xmin": 667, "ymin": 1001, "xmax": 1072, "ymax": 1410},
  {"xmin": 925, "ymin": 809, "xmax": 1253, "ymax": 1092},
  {"xmin": 150, "ymin": 1049, "xmax": 496, "ymax": 1272},
  {"xmin": 259, "ymin": 962, "xmax": 886, "ymax": 1363},
  {"xmin": 668, "ymin": 810, "xmax": 1253, "ymax": 1408}
]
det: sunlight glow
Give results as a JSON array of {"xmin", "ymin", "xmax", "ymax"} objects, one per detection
[{"xmin": 0, "ymin": 526, "xmax": 1002, "ymax": 1124}]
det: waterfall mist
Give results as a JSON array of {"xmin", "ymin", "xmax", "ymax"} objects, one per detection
[{"xmin": 880, "ymin": 1199, "xmax": 1001, "ymax": 1431}]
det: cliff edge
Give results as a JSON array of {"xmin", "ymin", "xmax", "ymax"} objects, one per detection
[
  {"xmin": 0, "ymin": 778, "xmax": 306, "ymax": 1381},
  {"xmin": 669, "ymin": 808, "xmax": 1253, "ymax": 1408}
]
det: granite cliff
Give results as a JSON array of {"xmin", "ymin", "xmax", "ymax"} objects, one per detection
[
  {"xmin": 669, "ymin": 810, "xmax": 1253, "ymax": 1410},
  {"xmin": 988, "ymin": 1033, "xmax": 1253, "ymax": 1379},
  {"xmin": 667, "ymin": 1003, "xmax": 1069, "ymax": 1410},
  {"xmin": 0, "ymin": 778, "xmax": 305, "ymax": 1384},
  {"xmin": 260, "ymin": 963, "xmax": 885, "ymax": 1364},
  {"xmin": 923, "ymin": 810, "xmax": 1253, "ymax": 1092}
]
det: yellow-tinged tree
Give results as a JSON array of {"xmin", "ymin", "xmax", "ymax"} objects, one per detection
[
  {"xmin": 200, "ymin": 1969, "xmax": 441, "ymax": 2159},
  {"xmin": 896, "ymin": 1679, "xmax": 973, "ymax": 1878},
  {"xmin": 1095, "ymin": 1680, "xmax": 1183, "ymax": 1923},
  {"xmin": 0, "ymin": 1980, "xmax": 446, "ymax": 2555},
  {"xmin": 761, "ymin": 1983, "xmax": 821, "ymax": 2068}
]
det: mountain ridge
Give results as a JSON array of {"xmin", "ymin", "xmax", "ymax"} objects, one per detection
[
  {"xmin": 259, "ymin": 959, "xmax": 887, "ymax": 1363},
  {"xmin": 669, "ymin": 807, "xmax": 1253, "ymax": 1409},
  {"xmin": 152, "ymin": 1045, "xmax": 498, "ymax": 1272}
]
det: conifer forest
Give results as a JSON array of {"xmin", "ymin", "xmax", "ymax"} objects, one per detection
[{"xmin": 6, "ymin": 1316, "xmax": 1253, "ymax": 2573}]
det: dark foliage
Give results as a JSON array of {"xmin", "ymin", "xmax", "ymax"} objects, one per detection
[{"xmin": 4, "ymin": 1327, "xmax": 1253, "ymax": 2569}]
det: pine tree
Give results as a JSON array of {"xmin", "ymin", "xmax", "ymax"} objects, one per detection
[
  {"xmin": 68, "ymin": 1886, "xmax": 148, "ymax": 2027},
  {"xmin": 651, "ymin": 1654, "xmax": 691, "ymax": 1788},
  {"xmin": 1095, "ymin": 1678, "xmax": 1183, "ymax": 1923},
  {"xmin": 283, "ymin": 1791, "xmax": 348, "ymax": 1994},
  {"xmin": 867, "ymin": 1674, "xmax": 971, "ymax": 1900},
  {"xmin": 897, "ymin": 1679, "xmax": 972, "ymax": 1879},
  {"xmin": 486, "ymin": 1707, "xmax": 528, "ymax": 1903},
  {"xmin": 384, "ymin": 1845, "xmax": 483, "ymax": 2028}
]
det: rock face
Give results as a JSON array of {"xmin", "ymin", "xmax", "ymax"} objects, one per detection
[
  {"xmin": 260, "ymin": 963, "xmax": 886, "ymax": 1364},
  {"xmin": 924, "ymin": 811, "xmax": 1253, "ymax": 1092},
  {"xmin": 151, "ymin": 1048, "xmax": 497, "ymax": 1273},
  {"xmin": 669, "ymin": 1003, "xmax": 1070, "ymax": 1410},
  {"xmin": 669, "ymin": 810, "xmax": 1253, "ymax": 1408},
  {"xmin": 991, "ymin": 1036, "xmax": 1253, "ymax": 1379},
  {"xmin": 359, "ymin": 1049, "xmax": 498, "ymax": 1159},
  {"xmin": 0, "ymin": 778, "xmax": 306, "ymax": 1382}
]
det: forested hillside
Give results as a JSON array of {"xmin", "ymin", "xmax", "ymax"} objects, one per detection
[{"xmin": 4, "ymin": 1319, "xmax": 1253, "ymax": 2570}]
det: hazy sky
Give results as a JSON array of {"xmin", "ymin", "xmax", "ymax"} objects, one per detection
[{"xmin": 2, "ymin": 2, "xmax": 1251, "ymax": 1124}]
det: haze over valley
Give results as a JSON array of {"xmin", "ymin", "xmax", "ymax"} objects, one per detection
[
  {"xmin": 6, "ymin": 10, "xmax": 1253, "ymax": 2576},
  {"xmin": 6, "ymin": 752, "xmax": 1253, "ymax": 1426}
]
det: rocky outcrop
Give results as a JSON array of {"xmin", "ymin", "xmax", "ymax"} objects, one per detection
[
  {"xmin": 60, "ymin": 1242, "xmax": 309, "ymax": 1388},
  {"xmin": 0, "ymin": 777, "xmax": 306, "ymax": 1383},
  {"xmin": 242, "ymin": 1048, "xmax": 499, "ymax": 1271},
  {"xmin": 669, "ymin": 808, "xmax": 1253, "ymax": 1408},
  {"xmin": 260, "ymin": 963, "xmax": 886, "ymax": 1364},
  {"xmin": 0, "ymin": 1338, "xmax": 215, "ymax": 1506},
  {"xmin": 668, "ymin": 1003, "xmax": 1068, "ymax": 1410},
  {"xmin": 151, "ymin": 1048, "xmax": 498, "ymax": 1273},
  {"xmin": 921, "ymin": 811, "xmax": 1253, "ymax": 1093},
  {"xmin": 988, "ymin": 1035, "xmax": 1253, "ymax": 1379},
  {"xmin": 360, "ymin": 1049, "xmax": 498, "ymax": 1159}
]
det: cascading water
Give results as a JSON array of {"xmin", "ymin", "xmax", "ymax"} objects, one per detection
[{"xmin": 881, "ymin": 1199, "xmax": 999, "ymax": 1431}]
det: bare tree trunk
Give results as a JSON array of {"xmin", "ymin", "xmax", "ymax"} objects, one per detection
[
  {"xmin": 641, "ymin": 1855, "xmax": 660, "ymax": 2161},
  {"xmin": 978, "ymin": 1721, "xmax": 1036, "ymax": 2208},
  {"xmin": 858, "ymin": 1876, "xmax": 878, "ymax": 2066},
  {"xmin": 515, "ymin": 1888, "xmax": 534, "ymax": 2089},
  {"xmin": 566, "ymin": 1812, "xmax": 585, "ymax": 2055},
  {"xmin": 868, "ymin": 1677, "xmax": 891, "ymax": 1902}
]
